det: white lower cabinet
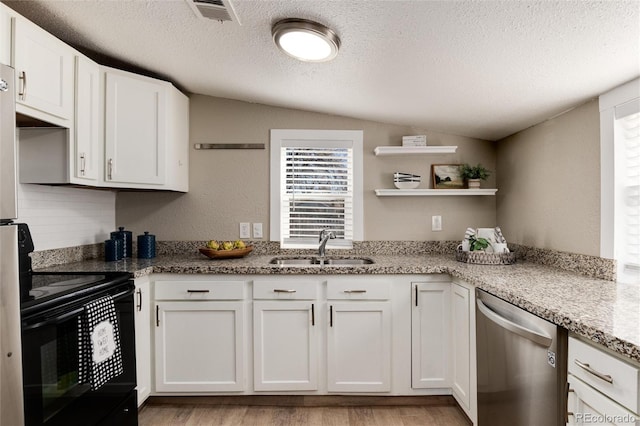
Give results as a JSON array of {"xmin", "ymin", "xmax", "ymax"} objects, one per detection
[
  {"xmin": 567, "ymin": 374, "xmax": 638, "ymax": 425},
  {"xmin": 252, "ymin": 279, "xmax": 319, "ymax": 391},
  {"xmin": 567, "ymin": 335, "xmax": 639, "ymax": 425},
  {"xmin": 327, "ymin": 301, "xmax": 391, "ymax": 392},
  {"xmin": 253, "ymin": 301, "xmax": 318, "ymax": 391},
  {"xmin": 451, "ymin": 280, "xmax": 477, "ymax": 425},
  {"xmin": 133, "ymin": 277, "xmax": 152, "ymax": 406},
  {"xmin": 147, "ymin": 273, "xmax": 477, "ymax": 411},
  {"xmin": 412, "ymin": 280, "xmax": 451, "ymax": 388},
  {"xmin": 154, "ymin": 279, "xmax": 246, "ymax": 392}
]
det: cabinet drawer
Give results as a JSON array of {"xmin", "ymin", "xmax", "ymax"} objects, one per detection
[
  {"xmin": 568, "ymin": 336, "xmax": 640, "ymax": 414},
  {"xmin": 326, "ymin": 279, "xmax": 390, "ymax": 300},
  {"xmin": 155, "ymin": 281, "xmax": 245, "ymax": 300},
  {"xmin": 253, "ymin": 280, "xmax": 319, "ymax": 300}
]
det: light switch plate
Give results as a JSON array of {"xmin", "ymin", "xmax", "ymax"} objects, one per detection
[
  {"xmin": 252, "ymin": 223, "xmax": 263, "ymax": 239},
  {"xmin": 432, "ymin": 215, "xmax": 442, "ymax": 231},
  {"xmin": 239, "ymin": 222, "xmax": 251, "ymax": 239}
]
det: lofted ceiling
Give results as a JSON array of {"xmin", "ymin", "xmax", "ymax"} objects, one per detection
[{"xmin": 4, "ymin": 0, "xmax": 639, "ymax": 141}]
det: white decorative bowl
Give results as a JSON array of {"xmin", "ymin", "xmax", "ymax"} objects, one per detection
[{"xmin": 394, "ymin": 180, "xmax": 420, "ymax": 189}]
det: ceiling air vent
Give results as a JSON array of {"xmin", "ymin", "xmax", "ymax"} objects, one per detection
[{"xmin": 187, "ymin": 0, "xmax": 241, "ymax": 24}]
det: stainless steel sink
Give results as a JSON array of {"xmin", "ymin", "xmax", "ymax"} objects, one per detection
[
  {"xmin": 269, "ymin": 258, "xmax": 317, "ymax": 266},
  {"xmin": 321, "ymin": 258, "xmax": 374, "ymax": 265},
  {"xmin": 269, "ymin": 257, "xmax": 374, "ymax": 267}
]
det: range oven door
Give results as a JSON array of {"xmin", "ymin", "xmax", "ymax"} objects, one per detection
[{"xmin": 21, "ymin": 282, "xmax": 137, "ymax": 426}]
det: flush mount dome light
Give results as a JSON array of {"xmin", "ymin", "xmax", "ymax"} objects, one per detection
[{"xmin": 272, "ymin": 18, "xmax": 340, "ymax": 62}]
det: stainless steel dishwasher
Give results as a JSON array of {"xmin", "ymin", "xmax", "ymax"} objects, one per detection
[{"xmin": 476, "ymin": 289, "xmax": 567, "ymax": 426}]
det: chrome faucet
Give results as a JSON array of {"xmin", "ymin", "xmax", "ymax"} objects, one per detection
[{"xmin": 318, "ymin": 229, "xmax": 336, "ymax": 259}]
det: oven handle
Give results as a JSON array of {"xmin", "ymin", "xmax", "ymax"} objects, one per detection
[{"xmin": 22, "ymin": 287, "xmax": 135, "ymax": 331}]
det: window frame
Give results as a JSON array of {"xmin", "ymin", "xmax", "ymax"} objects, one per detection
[
  {"xmin": 599, "ymin": 77, "xmax": 640, "ymax": 283},
  {"xmin": 270, "ymin": 129, "xmax": 364, "ymax": 249}
]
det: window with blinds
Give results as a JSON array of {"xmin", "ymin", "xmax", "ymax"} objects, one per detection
[
  {"xmin": 270, "ymin": 129, "xmax": 363, "ymax": 249},
  {"xmin": 615, "ymin": 105, "xmax": 640, "ymax": 283},
  {"xmin": 281, "ymin": 146, "xmax": 353, "ymax": 246}
]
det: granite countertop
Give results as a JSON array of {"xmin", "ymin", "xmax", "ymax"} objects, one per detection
[{"xmin": 37, "ymin": 253, "xmax": 640, "ymax": 364}]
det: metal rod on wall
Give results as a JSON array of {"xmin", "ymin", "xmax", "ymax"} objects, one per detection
[{"xmin": 193, "ymin": 143, "xmax": 265, "ymax": 150}]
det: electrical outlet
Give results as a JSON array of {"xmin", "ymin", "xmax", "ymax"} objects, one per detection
[
  {"xmin": 431, "ymin": 215, "xmax": 442, "ymax": 231},
  {"xmin": 252, "ymin": 223, "xmax": 263, "ymax": 239},
  {"xmin": 239, "ymin": 222, "xmax": 251, "ymax": 239}
]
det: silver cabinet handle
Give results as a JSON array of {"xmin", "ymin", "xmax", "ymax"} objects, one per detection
[
  {"xmin": 107, "ymin": 158, "xmax": 113, "ymax": 180},
  {"xmin": 18, "ymin": 71, "xmax": 26, "ymax": 100},
  {"xmin": 574, "ymin": 359, "xmax": 614, "ymax": 384},
  {"xmin": 273, "ymin": 289, "xmax": 296, "ymax": 293},
  {"xmin": 80, "ymin": 153, "xmax": 86, "ymax": 176},
  {"xmin": 343, "ymin": 290, "xmax": 366, "ymax": 293},
  {"xmin": 136, "ymin": 288, "xmax": 142, "ymax": 311},
  {"xmin": 187, "ymin": 289, "xmax": 210, "ymax": 293}
]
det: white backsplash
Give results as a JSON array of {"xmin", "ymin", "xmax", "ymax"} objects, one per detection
[{"xmin": 17, "ymin": 184, "xmax": 115, "ymax": 250}]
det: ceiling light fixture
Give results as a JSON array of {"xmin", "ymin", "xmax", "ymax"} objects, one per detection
[{"xmin": 272, "ymin": 18, "xmax": 341, "ymax": 62}]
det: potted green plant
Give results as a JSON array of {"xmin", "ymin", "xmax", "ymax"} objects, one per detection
[
  {"xmin": 468, "ymin": 235, "xmax": 490, "ymax": 251},
  {"xmin": 459, "ymin": 163, "xmax": 491, "ymax": 189}
]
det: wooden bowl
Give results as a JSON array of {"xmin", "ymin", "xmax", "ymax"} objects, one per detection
[{"xmin": 199, "ymin": 246, "xmax": 253, "ymax": 259}]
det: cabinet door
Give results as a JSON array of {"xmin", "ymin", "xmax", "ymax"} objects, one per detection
[
  {"xmin": 253, "ymin": 301, "xmax": 318, "ymax": 391},
  {"xmin": 451, "ymin": 282, "xmax": 472, "ymax": 412},
  {"xmin": 155, "ymin": 301, "xmax": 244, "ymax": 392},
  {"xmin": 327, "ymin": 302, "xmax": 391, "ymax": 392},
  {"xmin": 134, "ymin": 278, "xmax": 151, "ymax": 406},
  {"xmin": 0, "ymin": 3, "xmax": 11, "ymax": 66},
  {"xmin": 567, "ymin": 374, "xmax": 638, "ymax": 425},
  {"xmin": 412, "ymin": 282, "xmax": 451, "ymax": 388},
  {"xmin": 13, "ymin": 17, "xmax": 74, "ymax": 123},
  {"xmin": 104, "ymin": 70, "xmax": 166, "ymax": 185},
  {"xmin": 74, "ymin": 56, "xmax": 100, "ymax": 182}
]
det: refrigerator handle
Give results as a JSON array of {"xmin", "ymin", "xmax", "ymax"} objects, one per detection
[{"xmin": 476, "ymin": 298, "xmax": 552, "ymax": 347}]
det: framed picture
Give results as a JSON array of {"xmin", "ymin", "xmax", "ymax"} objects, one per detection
[{"xmin": 431, "ymin": 164, "xmax": 464, "ymax": 189}]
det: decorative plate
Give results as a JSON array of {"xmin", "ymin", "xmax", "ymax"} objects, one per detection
[{"xmin": 199, "ymin": 246, "xmax": 253, "ymax": 259}]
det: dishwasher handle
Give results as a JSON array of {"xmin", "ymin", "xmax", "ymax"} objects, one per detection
[{"xmin": 477, "ymin": 298, "xmax": 553, "ymax": 347}]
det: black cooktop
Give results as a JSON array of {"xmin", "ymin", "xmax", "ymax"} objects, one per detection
[{"xmin": 21, "ymin": 272, "xmax": 132, "ymax": 315}]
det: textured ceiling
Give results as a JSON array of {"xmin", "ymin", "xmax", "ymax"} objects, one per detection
[{"xmin": 4, "ymin": 0, "xmax": 639, "ymax": 140}]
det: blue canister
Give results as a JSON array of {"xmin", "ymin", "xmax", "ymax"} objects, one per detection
[
  {"xmin": 104, "ymin": 238, "xmax": 123, "ymax": 262},
  {"xmin": 137, "ymin": 231, "xmax": 156, "ymax": 259},
  {"xmin": 110, "ymin": 226, "xmax": 132, "ymax": 258}
]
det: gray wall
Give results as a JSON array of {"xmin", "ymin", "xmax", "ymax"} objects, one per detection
[
  {"xmin": 116, "ymin": 95, "xmax": 497, "ymax": 242},
  {"xmin": 495, "ymin": 100, "xmax": 600, "ymax": 256}
]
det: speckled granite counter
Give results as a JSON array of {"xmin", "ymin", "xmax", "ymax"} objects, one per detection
[{"xmin": 37, "ymin": 253, "xmax": 640, "ymax": 364}]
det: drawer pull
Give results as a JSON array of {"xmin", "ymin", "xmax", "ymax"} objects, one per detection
[
  {"xmin": 574, "ymin": 359, "xmax": 614, "ymax": 384},
  {"xmin": 187, "ymin": 289, "xmax": 210, "ymax": 293},
  {"xmin": 343, "ymin": 290, "xmax": 367, "ymax": 294},
  {"xmin": 273, "ymin": 289, "xmax": 296, "ymax": 293}
]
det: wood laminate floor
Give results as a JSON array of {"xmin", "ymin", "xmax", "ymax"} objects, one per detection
[{"xmin": 138, "ymin": 397, "xmax": 472, "ymax": 426}]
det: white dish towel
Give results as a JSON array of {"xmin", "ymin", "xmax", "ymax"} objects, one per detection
[{"xmin": 78, "ymin": 295, "xmax": 123, "ymax": 390}]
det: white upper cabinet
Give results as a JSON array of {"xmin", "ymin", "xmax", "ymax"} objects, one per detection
[
  {"xmin": 166, "ymin": 85, "xmax": 189, "ymax": 192},
  {"xmin": 74, "ymin": 56, "xmax": 100, "ymax": 183},
  {"xmin": 104, "ymin": 68, "xmax": 166, "ymax": 186},
  {"xmin": 12, "ymin": 16, "xmax": 74, "ymax": 125},
  {"xmin": 0, "ymin": 3, "xmax": 12, "ymax": 65}
]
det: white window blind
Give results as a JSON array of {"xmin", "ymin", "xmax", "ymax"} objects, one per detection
[
  {"xmin": 270, "ymin": 129, "xmax": 363, "ymax": 249},
  {"xmin": 281, "ymin": 145, "xmax": 354, "ymax": 247},
  {"xmin": 615, "ymin": 104, "xmax": 640, "ymax": 283}
]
